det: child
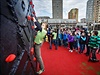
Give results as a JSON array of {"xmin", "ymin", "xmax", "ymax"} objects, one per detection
[
  {"xmin": 68, "ymin": 32, "xmax": 74, "ymax": 52},
  {"xmin": 73, "ymin": 32, "xmax": 78, "ymax": 52},
  {"xmin": 79, "ymin": 32, "xmax": 86, "ymax": 53},
  {"xmin": 89, "ymin": 31, "xmax": 100, "ymax": 62}
]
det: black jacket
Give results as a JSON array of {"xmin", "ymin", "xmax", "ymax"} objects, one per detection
[{"xmin": 79, "ymin": 36, "xmax": 86, "ymax": 44}]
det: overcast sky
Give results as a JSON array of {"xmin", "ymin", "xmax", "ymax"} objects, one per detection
[{"xmin": 33, "ymin": 0, "xmax": 88, "ymax": 22}]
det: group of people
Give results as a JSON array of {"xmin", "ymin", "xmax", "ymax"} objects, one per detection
[
  {"xmin": 32, "ymin": 17, "xmax": 100, "ymax": 74},
  {"xmin": 47, "ymin": 27, "xmax": 100, "ymax": 62}
]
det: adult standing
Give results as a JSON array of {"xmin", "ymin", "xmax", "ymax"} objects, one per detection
[
  {"xmin": 85, "ymin": 33, "xmax": 91, "ymax": 56},
  {"xmin": 52, "ymin": 30, "xmax": 58, "ymax": 50}
]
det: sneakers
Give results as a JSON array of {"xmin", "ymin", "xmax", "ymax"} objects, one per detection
[
  {"xmin": 75, "ymin": 50, "xmax": 78, "ymax": 52},
  {"xmin": 70, "ymin": 50, "xmax": 73, "ymax": 52},
  {"xmin": 89, "ymin": 58, "xmax": 99, "ymax": 62},
  {"xmin": 69, "ymin": 50, "xmax": 71, "ymax": 52},
  {"xmin": 37, "ymin": 69, "xmax": 45, "ymax": 74},
  {"xmin": 69, "ymin": 50, "xmax": 73, "ymax": 52}
]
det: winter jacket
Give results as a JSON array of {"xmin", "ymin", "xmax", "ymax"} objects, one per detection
[
  {"xmin": 79, "ymin": 36, "xmax": 86, "ymax": 44},
  {"xmin": 97, "ymin": 36, "xmax": 100, "ymax": 47},
  {"xmin": 68, "ymin": 34, "xmax": 74, "ymax": 42},
  {"xmin": 59, "ymin": 33, "xmax": 63, "ymax": 40},
  {"xmin": 89, "ymin": 36, "xmax": 100, "ymax": 48},
  {"xmin": 63, "ymin": 33, "xmax": 67, "ymax": 40}
]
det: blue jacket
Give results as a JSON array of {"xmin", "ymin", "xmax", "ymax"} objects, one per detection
[{"xmin": 63, "ymin": 33, "xmax": 67, "ymax": 40}]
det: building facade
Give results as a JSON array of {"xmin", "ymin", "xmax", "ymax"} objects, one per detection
[
  {"xmin": 48, "ymin": 19, "xmax": 77, "ymax": 29},
  {"xmin": 68, "ymin": 8, "xmax": 78, "ymax": 22},
  {"xmin": 86, "ymin": 0, "xmax": 94, "ymax": 24},
  {"xmin": 93, "ymin": 0, "xmax": 100, "ymax": 23},
  {"xmin": 37, "ymin": 16, "xmax": 50, "ymax": 23},
  {"xmin": 52, "ymin": 0, "xmax": 63, "ymax": 19},
  {"xmin": 81, "ymin": 18, "xmax": 86, "ymax": 23},
  {"xmin": 98, "ymin": 0, "xmax": 100, "ymax": 22},
  {"xmin": 86, "ymin": 0, "xmax": 100, "ymax": 24},
  {"xmin": 76, "ymin": 22, "xmax": 87, "ymax": 27}
]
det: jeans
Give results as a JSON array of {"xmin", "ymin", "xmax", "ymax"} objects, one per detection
[
  {"xmin": 86, "ymin": 44, "xmax": 90, "ymax": 55},
  {"xmin": 34, "ymin": 43, "xmax": 44, "ymax": 70},
  {"xmin": 52, "ymin": 39, "xmax": 58, "ymax": 50},
  {"xmin": 49, "ymin": 38, "xmax": 52, "ymax": 49},
  {"xmin": 80, "ymin": 44, "xmax": 85, "ymax": 53},
  {"xmin": 73, "ymin": 41, "xmax": 78, "ymax": 50},
  {"xmin": 98, "ymin": 45, "xmax": 100, "ymax": 53},
  {"xmin": 91, "ymin": 48, "xmax": 97, "ymax": 59},
  {"xmin": 63, "ymin": 39, "xmax": 68, "ymax": 47},
  {"xmin": 58, "ymin": 38, "xmax": 61, "ymax": 46}
]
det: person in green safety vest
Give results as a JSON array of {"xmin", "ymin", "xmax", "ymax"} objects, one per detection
[{"xmin": 52, "ymin": 30, "xmax": 58, "ymax": 50}]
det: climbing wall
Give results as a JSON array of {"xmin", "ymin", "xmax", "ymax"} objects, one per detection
[{"xmin": 0, "ymin": 0, "xmax": 38, "ymax": 75}]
